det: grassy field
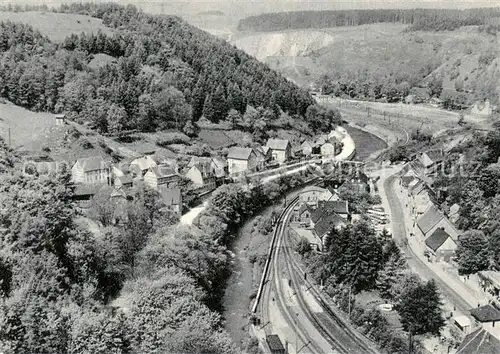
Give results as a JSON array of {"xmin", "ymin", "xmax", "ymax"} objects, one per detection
[
  {"xmin": 0, "ymin": 102, "xmax": 56, "ymax": 148},
  {"xmin": 0, "ymin": 11, "xmax": 112, "ymax": 42}
]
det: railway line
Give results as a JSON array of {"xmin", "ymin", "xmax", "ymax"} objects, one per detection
[{"xmin": 259, "ymin": 196, "xmax": 378, "ymax": 354}]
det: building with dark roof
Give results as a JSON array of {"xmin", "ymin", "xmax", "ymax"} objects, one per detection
[
  {"xmin": 265, "ymin": 138, "xmax": 292, "ymax": 164},
  {"xmin": 313, "ymin": 200, "xmax": 349, "ymax": 220},
  {"xmin": 470, "ymin": 304, "xmax": 500, "ymax": 325},
  {"xmin": 417, "ymin": 205, "xmax": 459, "ymax": 240},
  {"xmin": 144, "ymin": 165, "xmax": 181, "ymax": 191},
  {"xmin": 227, "ymin": 147, "xmax": 258, "ymax": 175},
  {"xmin": 425, "ymin": 228, "xmax": 457, "ymax": 262},
  {"xmin": 456, "ymin": 328, "xmax": 500, "ymax": 354},
  {"xmin": 266, "ymin": 335, "xmax": 285, "ymax": 354}
]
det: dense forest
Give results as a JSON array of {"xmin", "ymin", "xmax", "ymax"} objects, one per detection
[
  {"xmin": 238, "ymin": 8, "xmax": 500, "ymax": 32},
  {"xmin": 0, "ymin": 3, "xmax": 318, "ymax": 136}
]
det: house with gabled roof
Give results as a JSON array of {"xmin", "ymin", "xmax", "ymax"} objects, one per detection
[
  {"xmin": 314, "ymin": 200, "xmax": 349, "ymax": 220},
  {"xmin": 313, "ymin": 212, "xmax": 347, "ymax": 246},
  {"xmin": 420, "ymin": 150, "xmax": 444, "ymax": 176},
  {"xmin": 71, "ymin": 156, "xmax": 111, "ymax": 185},
  {"xmin": 456, "ymin": 327, "xmax": 500, "ymax": 354},
  {"xmin": 299, "ymin": 186, "xmax": 335, "ymax": 207},
  {"xmin": 130, "ymin": 155, "xmax": 157, "ymax": 176},
  {"xmin": 470, "ymin": 304, "xmax": 500, "ymax": 338},
  {"xmin": 425, "ymin": 227, "xmax": 457, "ymax": 262},
  {"xmin": 265, "ymin": 139, "xmax": 292, "ymax": 163},
  {"xmin": 185, "ymin": 160, "xmax": 216, "ymax": 190},
  {"xmin": 144, "ymin": 165, "xmax": 181, "ymax": 191},
  {"xmin": 300, "ymin": 140, "xmax": 314, "ymax": 157},
  {"xmin": 292, "ymin": 203, "xmax": 314, "ymax": 226},
  {"xmin": 417, "ymin": 205, "xmax": 460, "ymax": 240},
  {"xmin": 227, "ymin": 147, "xmax": 258, "ymax": 175}
]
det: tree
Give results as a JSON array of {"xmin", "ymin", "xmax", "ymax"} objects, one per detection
[
  {"xmin": 377, "ymin": 253, "xmax": 407, "ymax": 299},
  {"xmin": 107, "ymin": 104, "xmax": 127, "ymax": 134},
  {"xmin": 296, "ymin": 237, "xmax": 312, "ymax": 256},
  {"xmin": 398, "ymin": 279, "xmax": 445, "ymax": 336},
  {"xmin": 202, "ymin": 94, "xmax": 215, "ymax": 122},
  {"xmin": 212, "ymin": 84, "xmax": 228, "ymax": 123},
  {"xmin": 456, "ymin": 230, "xmax": 490, "ymax": 275}
]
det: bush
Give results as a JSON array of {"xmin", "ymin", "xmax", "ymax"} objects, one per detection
[{"xmin": 80, "ymin": 138, "xmax": 93, "ymax": 149}]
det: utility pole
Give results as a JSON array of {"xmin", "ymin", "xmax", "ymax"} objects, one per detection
[{"xmin": 348, "ymin": 284, "xmax": 352, "ymax": 317}]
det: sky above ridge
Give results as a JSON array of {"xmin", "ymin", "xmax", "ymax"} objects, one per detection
[{"xmin": 1, "ymin": 0, "xmax": 499, "ymax": 18}]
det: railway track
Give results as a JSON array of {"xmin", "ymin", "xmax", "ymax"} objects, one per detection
[{"xmin": 261, "ymin": 197, "xmax": 378, "ymax": 353}]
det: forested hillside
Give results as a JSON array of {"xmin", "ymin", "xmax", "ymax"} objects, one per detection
[
  {"xmin": 0, "ymin": 2, "xmax": 316, "ymax": 136},
  {"xmin": 238, "ymin": 8, "xmax": 500, "ymax": 32}
]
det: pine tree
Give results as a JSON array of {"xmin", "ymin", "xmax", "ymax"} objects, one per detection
[
  {"xmin": 202, "ymin": 94, "xmax": 215, "ymax": 122},
  {"xmin": 192, "ymin": 77, "xmax": 206, "ymax": 121},
  {"xmin": 398, "ymin": 279, "xmax": 445, "ymax": 336},
  {"xmin": 212, "ymin": 84, "xmax": 228, "ymax": 123},
  {"xmin": 376, "ymin": 253, "xmax": 407, "ymax": 299}
]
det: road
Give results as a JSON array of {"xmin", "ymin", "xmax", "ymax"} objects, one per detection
[
  {"xmin": 258, "ymin": 197, "xmax": 378, "ymax": 354},
  {"xmin": 382, "ymin": 173, "xmax": 472, "ymax": 313}
]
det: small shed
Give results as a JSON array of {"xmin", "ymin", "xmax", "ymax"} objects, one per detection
[
  {"xmin": 454, "ymin": 315, "xmax": 472, "ymax": 334},
  {"xmin": 55, "ymin": 114, "xmax": 66, "ymax": 126},
  {"xmin": 266, "ymin": 335, "xmax": 285, "ymax": 354}
]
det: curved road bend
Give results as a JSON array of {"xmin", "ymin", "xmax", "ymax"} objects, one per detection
[{"xmin": 383, "ymin": 174, "xmax": 471, "ymax": 313}]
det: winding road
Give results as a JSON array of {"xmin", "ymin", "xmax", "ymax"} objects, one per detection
[{"xmin": 382, "ymin": 173, "xmax": 472, "ymax": 313}]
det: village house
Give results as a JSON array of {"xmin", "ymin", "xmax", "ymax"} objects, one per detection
[
  {"xmin": 299, "ymin": 185, "xmax": 335, "ymax": 207},
  {"xmin": 254, "ymin": 146, "xmax": 272, "ymax": 168},
  {"xmin": 130, "ymin": 155, "xmax": 157, "ymax": 177},
  {"xmin": 416, "ymin": 205, "xmax": 460, "ymax": 241},
  {"xmin": 419, "ymin": 150, "xmax": 444, "ymax": 177},
  {"xmin": 455, "ymin": 328, "xmax": 500, "ymax": 353},
  {"xmin": 185, "ymin": 160, "xmax": 217, "ymax": 190},
  {"xmin": 265, "ymin": 139, "xmax": 292, "ymax": 164},
  {"xmin": 71, "ymin": 156, "xmax": 111, "ymax": 185},
  {"xmin": 311, "ymin": 211, "xmax": 347, "ymax": 246},
  {"xmin": 469, "ymin": 304, "xmax": 500, "ymax": 339},
  {"xmin": 158, "ymin": 186, "xmax": 182, "ymax": 217},
  {"xmin": 292, "ymin": 203, "xmax": 314, "ymax": 226},
  {"xmin": 227, "ymin": 147, "xmax": 259, "ymax": 175},
  {"xmin": 144, "ymin": 165, "xmax": 181, "ymax": 191},
  {"xmin": 321, "ymin": 142, "xmax": 335, "ymax": 163},
  {"xmin": 300, "ymin": 140, "xmax": 314, "ymax": 157},
  {"xmin": 424, "ymin": 227, "xmax": 457, "ymax": 262}
]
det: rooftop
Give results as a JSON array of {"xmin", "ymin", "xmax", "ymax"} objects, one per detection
[
  {"xmin": 266, "ymin": 335, "xmax": 285, "ymax": 352},
  {"xmin": 266, "ymin": 138, "xmax": 290, "ymax": 151},
  {"xmin": 456, "ymin": 328, "xmax": 500, "ymax": 354},
  {"xmin": 130, "ymin": 155, "xmax": 157, "ymax": 171},
  {"xmin": 425, "ymin": 228, "xmax": 453, "ymax": 252},
  {"xmin": 314, "ymin": 213, "xmax": 346, "ymax": 238},
  {"xmin": 470, "ymin": 304, "xmax": 500, "ymax": 323},
  {"xmin": 75, "ymin": 156, "xmax": 108, "ymax": 172},
  {"xmin": 227, "ymin": 147, "xmax": 253, "ymax": 160},
  {"xmin": 417, "ymin": 205, "xmax": 444, "ymax": 235}
]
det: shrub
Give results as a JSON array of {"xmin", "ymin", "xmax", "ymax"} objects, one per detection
[{"xmin": 80, "ymin": 138, "xmax": 93, "ymax": 149}]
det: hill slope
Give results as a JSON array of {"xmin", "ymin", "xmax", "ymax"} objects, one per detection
[
  {"xmin": 0, "ymin": 11, "xmax": 112, "ymax": 42},
  {"xmin": 0, "ymin": 3, "xmax": 317, "ymax": 140}
]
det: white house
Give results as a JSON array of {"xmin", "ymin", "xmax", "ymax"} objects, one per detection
[
  {"xmin": 130, "ymin": 156, "xmax": 157, "ymax": 176},
  {"xmin": 227, "ymin": 147, "xmax": 258, "ymax": 175},
  {"xmin": 71, "ymin": 156, "xmax": 110, "ymax": 184},
  {"xmin": 144, "ymin": 165, "xmax": 181, "ymax": 191},
  {"xmin": 321, "ymin": 143, "xmax": 335, "ymax": 163},
  {"xmin": 301, "ymin": 141, "xmax": 314, "ymax": 157},
  {"xmin": 185, "ymin": 161, "xmax": 216, "ymax": 189},
  {"xmin": 298, "ymin": 186, "xmax": 334, "ymax": 207},
  {"xmin": 265, "ymin": 139, "xmax": 292, "ymax": 164}
]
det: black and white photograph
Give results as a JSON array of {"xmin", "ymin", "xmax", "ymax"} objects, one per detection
[{"xmin": 0, "ymin": 0, "xmax": 499, "ymax": 353}]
